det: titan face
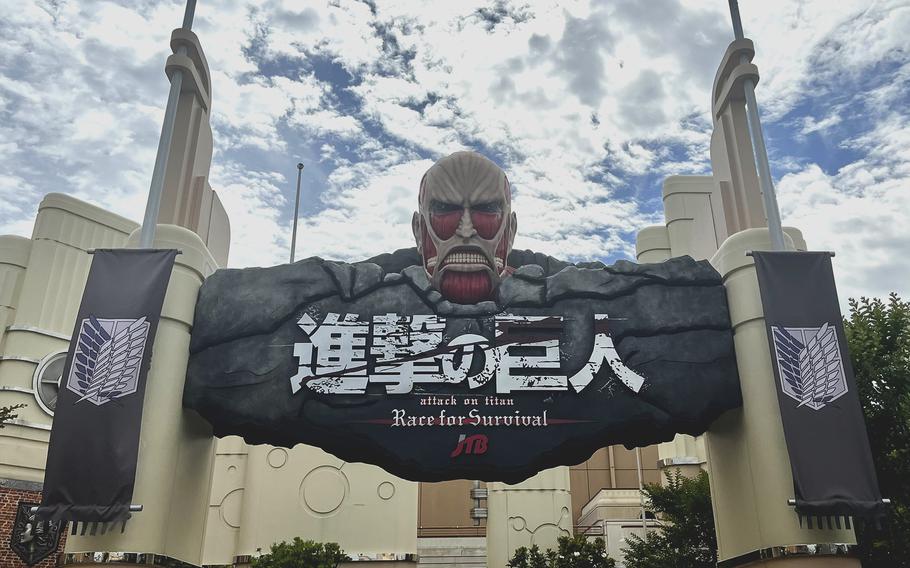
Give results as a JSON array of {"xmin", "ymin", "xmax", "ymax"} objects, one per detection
[{"xmin": 412, "ymin": 152, "xmax": 517, "ymax": 304}]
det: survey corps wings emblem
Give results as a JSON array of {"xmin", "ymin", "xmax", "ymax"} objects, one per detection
[
  {"xmin": 65, "ymin": 315, "xmax": 149, "ymax": 406},
  {"xmin": 9, "ymin": 500, "xmax": 63, "ymax": 566},
  {"xmin": 771, "ymin": 322, "xmax": 848, "ymax": 410}
]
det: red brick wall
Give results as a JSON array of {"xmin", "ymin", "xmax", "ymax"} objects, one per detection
[{"xmin": 0, "ymin": 486, "xmax": 66, "ymax": 568}]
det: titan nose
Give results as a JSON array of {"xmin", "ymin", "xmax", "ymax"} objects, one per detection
[{"xmin": 456, "ymin": 208, "xmax": 476, "ymax": 238}]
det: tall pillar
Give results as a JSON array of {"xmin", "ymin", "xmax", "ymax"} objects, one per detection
[
  {"xmin": 709, "ymin": 40, "xmax": 767, "ymax": 235},
  {"xmin": 155, "ymin": 29, "xmax": 231, "ymax": 267},
  {"xmin": 486, "ymin": 467, "xmax": 573, "ymax": 568},
  {"xmin": 705, "ymin": 228, "xmax": 858, "ymax": 567},
  {"xmin": 65, "ymin": 224, "xmax": 219, "ymax": 566},
  {"xmin": 663, "ymin": 175, "xmax": 727, "ymax": 259}
]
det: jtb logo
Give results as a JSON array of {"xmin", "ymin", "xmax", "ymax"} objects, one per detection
[{"xmin": 450, "ymin": 434, "xmax": 488, "ymax": 458}]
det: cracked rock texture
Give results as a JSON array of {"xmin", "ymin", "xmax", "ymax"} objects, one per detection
[{"xmin": 184, "ymin": 248, "xmax": 741, "ymax": 483}]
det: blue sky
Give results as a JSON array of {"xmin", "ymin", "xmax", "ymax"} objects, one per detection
[{"xmin": 1, "ymin": 0, "xmax": 908, "ymax": 305}]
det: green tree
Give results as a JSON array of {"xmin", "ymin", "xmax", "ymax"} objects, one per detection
[
  {"xmin": 252, "ymin": 538, "xmax": 349, "ymax": 568},
  {"xmin": 607, "ymin": 294, "xmax": 909, "ymax": 568},
  {"xmin": 621, "ymin": 469, "xmax": 717, "ymax": 568},
  {"xmin": 507, "ymin": 544, "xmax": 549, "ymax": 568},
  {"xmin": 844, "ymin": 294, "xmax": 910, "ymax": 567},
  {"xmin": 0, "ymin": 403, "xmax": 25, "ymax": 428},
  {"xmin": 508, "ymin": 534, "xmax": 616, "ymax": 568}
]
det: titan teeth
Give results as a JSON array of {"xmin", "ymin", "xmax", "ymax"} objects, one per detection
[{"xmin": 443, "ymin": 251, "xmax": 489, "ymax": 266}]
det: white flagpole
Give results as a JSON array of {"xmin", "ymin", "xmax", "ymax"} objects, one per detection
[
  {"xmin": 728, "ymin": 0, "xmax": 786, "ymax": 251},
  {"xmin": 138, "ymin": 0, "xmax": 198, "ymax": 248}
]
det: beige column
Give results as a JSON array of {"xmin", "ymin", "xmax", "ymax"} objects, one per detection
[
  {"xmin": 662, "ymin": 175, "xmax": 727, "ymax": 259},
  {"xmin": 0, "ymin": 235, "xmax": 47, "ymax": 485},
  {"xmin": 634, "ymin": 226, "xmax": 671, "ymax": 264},
  {"xmin": 154, "ymin": 28, "xmax": 231, "ymax": 267},
  {"xmin": 0, "ymin": 236, "xmax": 30, "ymax": 349},
  {"xmin": 65, "ymin": 224, "xmax": 218, "ymax": 566},
  {"xmin": 486, "ymin": 467, "xmax": 572, "ymax": 568},
  {"xmin": 705, "ymin": 228, "xmax": 857, "ymax": 567},
  {"xmin": 709, "ymin": 40, "xmax": 767, "ymax": 235}
]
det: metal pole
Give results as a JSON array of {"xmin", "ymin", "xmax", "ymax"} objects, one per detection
[
  {"xmin": 182, "ymin": 0, "xmax": 197, "ymax": 29},
  {"xmin": 289, "ymin": 163, "xmax": 304, "ymax": 263},
  {"xmin": 30, "ymin": 504, "xmax": 143, "ymax": 514},
  {"xmin": 727, "ymin": 0, "xmax": 786, "ymax": 251},
  {"xmin": 138, "ymin": 0, "xmax": 197, "ymax": 248},
  {"xmin": 472, "ymin": 480, "xmax": 481, "ymax": 527},
  {"xmin": 728, "ymin": 0, "xmax": 744, "ymax": 40},
  {"xmin": 635, "ymin": 447, "xmax": 647, "ymax": 531}
]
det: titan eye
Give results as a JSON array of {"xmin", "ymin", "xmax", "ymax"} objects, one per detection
[
  {"xmin": 431, "ymin": 200, "xmax": 462, "ymax": 214},
  {"xmin": 472, "ymin": 202, "xmax": 502, "ymax": 214}
]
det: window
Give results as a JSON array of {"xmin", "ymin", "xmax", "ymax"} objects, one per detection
[{"xmin": 33, "ymin": 352, "xmax": 66, "ymax": 415}]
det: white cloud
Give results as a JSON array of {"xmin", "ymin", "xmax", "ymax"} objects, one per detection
[
  {"xmin": 777, "ymin": 113, "xmax": 910, "ymax": 302},
  {"xmin": 0, "ymin": 0, "xmax": 907, "ymax": 306},
  {"xmin": 799, "ymin": 111, "xmax": 842, "ymax": 136},
  {"xmin": 734, "ymin": 0, "xmax": 910, "ymax": 119},
  {"xmin": 291, "ymin": 158, "xmax": 433, "ymax": 262},
  {"xmin": 210, "ymin": 161, "xmax": 289, "ymax": 268}
]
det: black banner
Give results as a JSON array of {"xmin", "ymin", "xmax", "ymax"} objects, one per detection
[
  {"xmin": 753, "ymin": 251, "xmax": 885, "ymax": 520},
  {"xmin": 37, "ymin": 249, "xmax": 177, "ymax": 522}
]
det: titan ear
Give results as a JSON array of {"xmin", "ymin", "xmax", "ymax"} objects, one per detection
[
  {"xmin": 509, "ymin": 212, "xmax": 517, "ymax": 248},
  {"xmin": 412, "ymin": 211, "xmax": 422, "ymax": 253}
]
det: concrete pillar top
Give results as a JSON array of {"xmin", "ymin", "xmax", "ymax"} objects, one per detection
[{"xmin": 126, "ymin": 224, "xmax": 218, "ymax": 281}]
